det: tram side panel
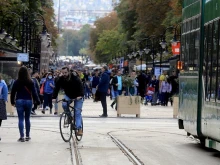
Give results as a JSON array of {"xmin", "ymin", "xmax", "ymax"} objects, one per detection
[
  {"xmin": 201, "ymin": 101, "xmax": 220, "ymax": 143},
  {"xmin": 201, "ymin": 0, "xmax": 220, "ymax": 144},
  {"xmin": 179, "ymin": 72, "xmax": 199, "ymax": 136}
]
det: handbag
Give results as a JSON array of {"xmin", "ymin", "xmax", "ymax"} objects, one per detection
[
  {"xmin": 94, "ymin": 90, "xmax": 101, "ymax": 102},
  {"xmin": 40, "ymin": 82, "xmax": 45, "ymax": 95}
]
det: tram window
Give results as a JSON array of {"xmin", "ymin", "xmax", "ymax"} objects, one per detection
[
  {"xmin": 210, "ymin": 23, "xmax": 217, "ymax": 102},
  {"xmin": 204, "ymin": 24, "xmax": 210, "ymax": 101},
  {"xmin": 194, "ymin": 30, "xmax": 200, "ymax": 69},
  {"xmin": 185, "ymin": 33, "xmax": 190, "ymax": 70},
  {"xmin": 203, "ymin": 21, "xmax": 220, "ymax": 102},
  {"xmin": 194, "ymin": 17, "xmax": 199, "ymax": 30},
  {"xmin": 186, "ymin": 21, "xmax": 190, "ymax": 32},
  {"xmin": 189, "ymin": 31, "xmax": 194, "ymax": 68},
  {"xmin": 183, "ymin": 22, "xmax": 186, "ymax": 33},
  {"xmin": 196, "ymin": 17, "xmax": 200, "ymax": 29},
  {"xmin": 212, "ymin": 21, "xmax": 219, "ymax": 101},
  {"xmin": 207, "ymin": 23, "xmax": 213, "ymax": 101}
]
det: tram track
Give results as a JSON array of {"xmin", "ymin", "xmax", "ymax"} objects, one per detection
[
  {"xmin": 2, "ymin": 126, "xmax": 194, "ymax": 165},
  {"xmin": 106, "ymin": 128, "xmax": 190, "ymax": 165},
  {"xmin": 108, "ymin": 132, "xmax": 144, "ymax": 165}
]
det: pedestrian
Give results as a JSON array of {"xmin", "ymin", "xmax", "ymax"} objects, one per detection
[
  {"xmin": 130, "ymin": 71, "xmax": 139, "ymax": 96},
  {"xmin": 42, "ymin": 72, "xmax": 55, "ymax": 114},
  {"xmin": 160, "ymin": 77, "xmax": 172, "ymax": 106},
  {"xmin": 91, "ymin": 70, "xmax": 100, "ymax": 100},
  {"xmin": 31, "ymin": 71, "xmax": 40, "ymax": 115},
  {"xmin": 149, "ymin": 75, "xmax": 159, "ymax": 105},
  {"xmin": 97, "ymin": 66, "xmax": 110, "ymax": 117},
  {"xmin": 10, "ymin": 66, "xmax": 40, "ymax": 142},
  {"xmin": 0, "ymin": 74, "xmax": 8, "ymax": 141},
  {"xmin": 39, "ymin": 72, "xmax": 47, "ymax": 109},
  {"xmin": 110, "ymin": 72, "xmax": 118, "ymax": 110},
  {"xmin": 53, "ymin": 71, "xmax": 61, "ymax": 115},
  {"xmin": 137, "ymin": 72, "xmax": 147, "ymax": 100},
  {"xmin": 109, "ymin": 72, "xmax": 115, "ymax": 100}
]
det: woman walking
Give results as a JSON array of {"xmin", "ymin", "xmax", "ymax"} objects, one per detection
[
  {"xmin": 11, "ymin": 67, "xmax": 40, "ymax": 142},
  {"xmin": 0, "ymin": 74, "xmax": 8, "ymax": 141},
  {"xmin": 160, "ymin": 77, "xmax": 172, "ymax": 106},
  {"xmin": 42, "ymin": 72, "xmax": 55, "ymax": 114}
]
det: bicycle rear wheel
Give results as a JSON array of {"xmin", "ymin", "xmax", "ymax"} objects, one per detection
[
  {"xmin": 59, "ymin": 112, "xmax": 72, "ymax": 142},
  {"xmin": 74, "ymin": 117, "xmax": 83, "ymax": 141}
]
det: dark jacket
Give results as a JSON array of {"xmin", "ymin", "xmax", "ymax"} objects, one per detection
[
  {"xmin": 10, "ymin": 80, "xmax": 40, "ymax": 105},
  {"xmin": 97, "ymin": 71, "xmax": 110, "ymax": 93},
  {"xmin": 32, "ymin": 77, "xmax": 40, "ymax": 95},
  {"xmin": 52, "ymin": 73, "xmax": 84, "ymax": 99},
  {"xmin": 92, "ymin": 76, "xmax": 99, "ymax": 88},
  {"xmin": 111, "ymin": 76, "xmax": 118, "ymax": 91}
]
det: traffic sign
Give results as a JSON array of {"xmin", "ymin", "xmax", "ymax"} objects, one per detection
[{"xmin": 17, "ymin": 53, "xmax": 29, "ymax": 62}]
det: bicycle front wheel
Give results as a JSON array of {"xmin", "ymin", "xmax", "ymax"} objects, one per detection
[{"xmin": 59, "ymin": 112, "xmax": 72, "ymax": 142}]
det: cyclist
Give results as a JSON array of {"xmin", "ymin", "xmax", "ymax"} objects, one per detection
[{"xmin": 52, "ymin": 67, "xmax": 84, "ymax": 136}]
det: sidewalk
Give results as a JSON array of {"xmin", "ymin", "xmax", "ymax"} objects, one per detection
[
  {"xmin": 0, "ymin": 121, "xmax": 73, "ymax": 165},
  {"xmin": 7, "ymin": 98, "xmax": 174, "ymax": 119}
]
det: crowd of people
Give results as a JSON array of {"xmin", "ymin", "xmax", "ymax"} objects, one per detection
[{"xmin": 0, "ymin": 65, "xmax": 178, "ymax": 142}]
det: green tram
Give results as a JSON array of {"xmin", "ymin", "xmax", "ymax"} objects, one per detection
[{"xmin": 179, "ymin": 0, "xmax": 220, "ymax": 151}]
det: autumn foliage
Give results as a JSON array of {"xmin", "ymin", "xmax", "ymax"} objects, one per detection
[{"xmin": 89, "ymin": 0, "xmax": 182, "ymax": 63}]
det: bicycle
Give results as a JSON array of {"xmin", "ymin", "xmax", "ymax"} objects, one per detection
[{"xmin": 57, "ymin": 99, "xmax": 83, "ymax": 142}]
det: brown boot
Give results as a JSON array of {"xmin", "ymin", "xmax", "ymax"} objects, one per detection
[{"xmin": 77, "ymin": 129, "xmax": 83, "ymax": 136}]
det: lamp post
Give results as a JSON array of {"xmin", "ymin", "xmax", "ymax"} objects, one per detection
[
  {"xmin": 159, "ymin": 26, "xmax": 176, "ymax": 73},
  {"xmin": 142, "ymin": 36, "xmax": 161, "ymax": 75}
]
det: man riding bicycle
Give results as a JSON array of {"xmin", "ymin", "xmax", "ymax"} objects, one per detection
[{"xmin": 52, "ymin": 67, "xmax": 84, "ymax": 136}]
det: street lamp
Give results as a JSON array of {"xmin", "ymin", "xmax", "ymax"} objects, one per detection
[
  {"xmin": 137, "ymin": 50, "xmax": 144, "ymax": 72},
  {"xmin": 159, "ymin": 26, "xmax": 175, "ymax": 73},
  {"xmin": 143, "ymin": 36, "xmax": 161, "ymax": 75}
]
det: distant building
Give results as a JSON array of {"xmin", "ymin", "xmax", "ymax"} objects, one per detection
[{"xmin": 53, "ymin": 0, "xmax": 113, "ymax": 30}]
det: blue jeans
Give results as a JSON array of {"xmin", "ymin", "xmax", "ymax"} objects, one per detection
[
  {"xmin": 54, "ymin": 98, "xmax": 58, "ymax": 111},
  {"xmin": 62, "ymin": 95, "xmax": 83, "ymax": 129},
  {"xmin": 111, "ymin": 86, "xmax": 115, "ymax": 99},
  {"xmin": 16, "ymin": 99, "xmax": 33, "ymax": 138}
]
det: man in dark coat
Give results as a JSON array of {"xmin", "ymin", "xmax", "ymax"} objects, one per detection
[
  {"xmin": 97, "ymin": 66, "xmax": 110, "ymax": 117},
  {"xmin": 137, "ymin": 72, "xmax": 147, "ymax": 99}
]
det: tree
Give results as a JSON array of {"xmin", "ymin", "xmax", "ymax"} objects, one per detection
[
  {"xmin": 89, "ymin": 12, "xmax": 119, "ymax": 54},
  {"xmin": 58, "ymin": 24, "xmax": 92, "ymax": 56},
  {"xmin": 0, "ymin": 0, "xmax": 58, "ymax": 47},
  {"xmin": 95, "ymin": 29, "xmax": 125, "ymax": 63},
  {"xmin": 115, "ymin": 0, "xmax": 137, "ymax": 41}
]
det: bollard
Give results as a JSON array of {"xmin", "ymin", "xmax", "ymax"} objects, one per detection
[{"xmin": 173, "ymin": 96, "xmax": 179, "ymax": 118}]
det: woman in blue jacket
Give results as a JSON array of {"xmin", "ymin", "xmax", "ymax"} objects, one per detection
[
  {"xmin": 42, "ymin": 72, "xmax": 55, "ymax": 114},
  {"xmin": 0, "ymin": 74, "xmax": 8, "ymax": 141}
]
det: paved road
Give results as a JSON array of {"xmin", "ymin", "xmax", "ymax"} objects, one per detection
[{"xmin": 1, "ymin": 117, "xmax": 220, "ymax": 165}]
